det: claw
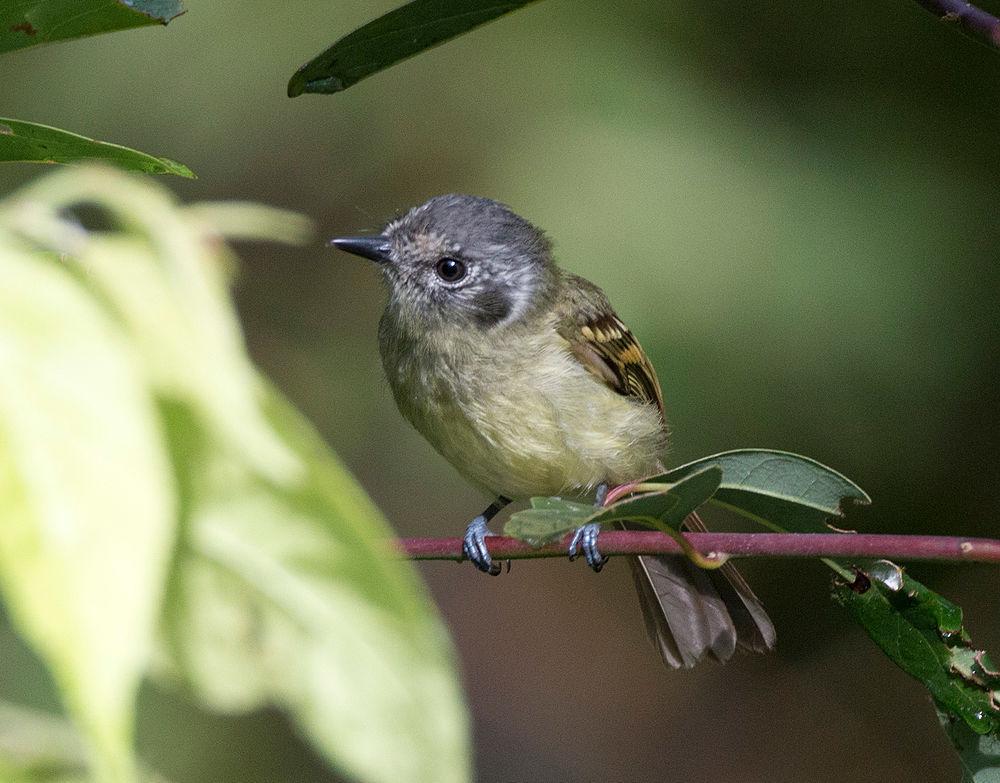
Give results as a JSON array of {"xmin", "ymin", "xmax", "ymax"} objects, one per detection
[
  {"xmin": 568, "ymin": 522, "xmax": 608, "ymax": 572},
  {"xmin": 463, "ymin": 515, "xmax": 501, "ymax": 575}
]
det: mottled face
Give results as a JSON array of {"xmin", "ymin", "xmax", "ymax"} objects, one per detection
[{"xmin": 333, "ymin": 194, "xmax": 555, "ymax": 331}]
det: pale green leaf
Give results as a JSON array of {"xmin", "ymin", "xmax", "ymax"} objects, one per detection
[
  {"xmin": 159, "ymin": 391, "xmax": 470, "ymax": 783},
  {"xmin": 2, "ymin": 167, "xmax": 301, "ymax": 484},
  {"xmin": 0, "ymin": 701, "xmax": 175, "ymax": 783},
  {"xmin": 0, "ymin": 244, "xmax": 175, "ymax": 782}
]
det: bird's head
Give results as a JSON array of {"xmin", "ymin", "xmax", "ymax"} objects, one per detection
[{"xmin": 331, "ymin": 194, "xmax": 556, "ymax": 331}]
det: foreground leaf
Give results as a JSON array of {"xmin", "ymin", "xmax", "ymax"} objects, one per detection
[
  {"xmin": 0, "ymin": 240, "xmax": 175, "ymax": 782},
  {"xmin": 833, "ymin": 562, "xmax": 1000, "ymax": 736},
  {"xmin": 654, "ymin": 449, "xmax": 870, "ymax": 533},
  {"xmin": 0, "ymin": 1, "xmax": 184, "ymax": 55},
  {"xmin": 160, "ymin": 391, "xmax": 470, "ymax": 783},
  {"xmin": 0, "ymin": 701, "xmax": 174, "ymax": 783},
  {"xmin": 288, "ymin": 0, "xmax": 539, "ymax": 96},
  {"xmin": 0, "ymin": 119, "xmax": 193, "ymax": 177},
  {"xmin": 2, "ymin": 166, "xmax": 470, "ymax": 783}
]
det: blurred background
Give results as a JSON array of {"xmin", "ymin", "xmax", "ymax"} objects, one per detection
[{"xmin": 2, "ymin": 0, "xmax": 998, "ymax": 780}]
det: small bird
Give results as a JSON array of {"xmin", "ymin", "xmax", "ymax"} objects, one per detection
[{"xmin": 332, "ymin": 194, "xmax": 775, "ymax": 667}]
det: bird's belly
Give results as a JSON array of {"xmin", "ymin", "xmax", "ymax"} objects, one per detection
[{"xmin": 388, "ymin": 348, "xmax": 666, "ymax": 500}]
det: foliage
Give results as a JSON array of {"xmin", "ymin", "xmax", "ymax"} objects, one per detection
[
  {"xmin": 505, "ymin": 451, "xmax": 999, "ymax": 779},
  {"xmin": 0, "ymin": 119, "xmax": 193, "ymax": 177},
  {"xmin": 0, "ymin": 0, "xmax": 183, "ymax": 54},
  {"xmin": 0, "ymin": 166, "xmax": 469, "ymax": 783},
  {"xmin": 0, "ymin": 2, "xmax": 190, "ymax": 175},
  {"xmin": 833, "ymin": 562, "xmax": 1000, "ymax": 735},
  {"xmin": 288, "ymin": 0, "xmax": 539, "ymax": 95}
]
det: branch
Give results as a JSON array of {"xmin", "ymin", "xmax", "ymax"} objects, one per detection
[
  {"xmin": 399, "ymin": 531, "xmax": 1000, "ymax": 564},
  {"xmin": 913, "ymin": 0, "xmax": 1000, "ymax": 49}
]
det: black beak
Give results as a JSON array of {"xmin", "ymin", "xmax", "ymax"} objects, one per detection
[{"xmin": 329, "ymin": 235, "xmax": 393, "ymax": 264}]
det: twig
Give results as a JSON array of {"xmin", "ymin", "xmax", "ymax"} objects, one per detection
[
  {"xmin": 913, "ymin": 0, "xmax": 1000, "ymax": 49},
  {"xmin": 399, "ymin": 532, "xmax": 1000, "ymax": 564}
]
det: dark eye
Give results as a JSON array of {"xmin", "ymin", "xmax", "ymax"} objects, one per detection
[{"xmin": 435, "ymin": 257, "xmax": 467, "ymax": 283}]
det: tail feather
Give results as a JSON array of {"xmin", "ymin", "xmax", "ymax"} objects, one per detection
[{"xmin": 621, "ymin": 512, "xmax": 776, "ymax": 668}]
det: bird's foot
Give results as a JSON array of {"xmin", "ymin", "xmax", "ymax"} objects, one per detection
[
  {"xmin": 463, "ymin": 515, "xmax": 501, "ymax": 576},
  {"xmin": 568, "ymin": 522, "xmax": 607, "ymax": 572}
]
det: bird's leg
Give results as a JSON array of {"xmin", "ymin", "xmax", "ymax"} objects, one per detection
[
  {"xmin": 462, "ymin": 496, "xmax": 511, "ymax": 576},
  {"xmin": 568, "ymin": 482, "xmax": 610, "ymax": 572}
]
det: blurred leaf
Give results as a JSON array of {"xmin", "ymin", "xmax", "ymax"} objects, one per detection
[
  {"xmin": 832, "ymin": 562, "xmax": 1000, "ymax": 736},
  {"xmin": 504, "ymin": 466, "xmax": 722, "ymax": 545},
  {"xmin": 938, "ymin": 707, "xmax": 1000, "ymax": 783},
  {"xmin": 159, "ymin": 388, "xmax": 470, "ymax": 783},
  {"xmin": 0, "ymin": 1, "xmax": 184, "ymax": 55},
  {"xmin": 3, "ymin": 167, "xmax": 297, "ymax": 484},
  {"xmin": 0, "ymin": 701, "xmax": 175, "ymax": 783},
  {"xmin": 288, "ymin": 0, "xmax": 539, "ymax": 96},
  {"xmin": 1, "ymin": 166, "xmax": 469, "ymax": 783},
  {"xmin": 0, "ymin": 119, "xmax": 193, "ymax": 177},
  {"xmin": 654, "ymin": 449, "xmax": 870, "ymax": 533},
  {"xmin": 0, "ymin": 701, "xmax": 87, "ymax": 780},
  {"xmin": 0, "ymin": 239, "xmax": 176, "ymax": 782}
]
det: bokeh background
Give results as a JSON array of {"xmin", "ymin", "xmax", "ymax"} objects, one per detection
[{"xmin": 2, "ymin": 1, "xmax": 999, "ymax": 780}]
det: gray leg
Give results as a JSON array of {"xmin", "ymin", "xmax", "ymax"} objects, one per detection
[
  {"xmin": 568, "ymin": 483, "xmax": 610, "ymax": 572},
  {"xmin": 462, "ymin": 496, "xmax": 511, "ymax": 576}
]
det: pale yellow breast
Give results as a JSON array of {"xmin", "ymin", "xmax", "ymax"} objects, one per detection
[{"xmin": 381, "ymin": 319, "xmax": 667, "ymax": 500}]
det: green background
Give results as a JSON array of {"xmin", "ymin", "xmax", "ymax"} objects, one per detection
[{"xmin": 2, "ymin": 1, "xmax": 998, "ymax": 780}]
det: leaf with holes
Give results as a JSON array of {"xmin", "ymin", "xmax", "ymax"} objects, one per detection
[
  {"xmin": 832, "ymin": 562, "xmax": 1000, "ymax": 736},
  {"xmin": 652, "ymin": 449, "xmax": 870, "ymax": 533}
]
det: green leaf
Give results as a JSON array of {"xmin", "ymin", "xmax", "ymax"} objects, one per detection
[
  {"xmin": 288, "ymin": 0, "xmax": 539, "ymax": 96},
  {"xmin": 502, "ymin": 497, "xmax": 593, "ymax": 546},
  {"xmin": 0, "ymin": 702, "xmax": 87, "ymax": 780},
  {"xmin": 0, "ymin": 240, "xmax": 176, "ymax": 782},
  {"xmin": 653, "ymin": 449, "xmax": 870, "ymax": 533},
  {"xmin": 938, "ymin": 707, "xmax": 1000, "ymax": 783},
  {"xmin": 1, "ymin": 166, "xmax": 469, "ymax": 783},
  {"xmin": 504, "ymin": 466, "xmax": 722, "ymax": 545},
  {"xmin": 591, "ymin": 466, "xmax": 722, "ymax": 531},
  {"xmin": 0, "ymin": 701, "xmax": 175, "ymax": 783},
  {"xmin": 4, "ymin": 167, "xmax": 296, "ymax": 484},
  {"xmin": 159, "ymin": 389, "xmax": 471, "ymax": 783},
  {"xmin": 0, "ymin": 1, "xmax": 184, "ymax": 55},
  {"xmin": 832, "ymin": 563, "xmax": 1000, "ymax": 736},
  {"xmin": 0, "ymin": 119, "xmax": 194, "ymax": 177}
]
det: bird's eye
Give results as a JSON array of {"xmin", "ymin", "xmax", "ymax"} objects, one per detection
[{"xmin": 435, "ymin": 257, "xmax": 467, "ymax": 283}]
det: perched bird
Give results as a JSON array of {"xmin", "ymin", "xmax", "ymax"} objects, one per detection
[{"xmin": 332, "ymin": 194, "xmax": 775, "ymax": 667}]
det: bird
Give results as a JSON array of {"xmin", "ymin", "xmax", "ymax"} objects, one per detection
[{"xmin": 331, "ymin": 194, "xmax": 775, "ymax": 667}]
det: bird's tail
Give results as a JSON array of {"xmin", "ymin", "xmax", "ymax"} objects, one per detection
[{"xmin": 623, "ymin": 511, "xmax": 775, "ymax": 668}]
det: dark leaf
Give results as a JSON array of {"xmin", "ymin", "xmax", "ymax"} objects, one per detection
[
  {"xmin": 287, "ymin": 0, "xmax": 539, "ymax": 96},
  {"xmin": 0, "ymin": 0, "xmax": 183, "ymax": 55},
  {"xmin": 0, "ymin": 118, "xmax": 194, "ymax": 177}
]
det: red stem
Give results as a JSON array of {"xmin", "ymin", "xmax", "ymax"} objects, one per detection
[{"xmin": 398, "ymin": 532, "xmax": 1000, "ymax": 563}]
